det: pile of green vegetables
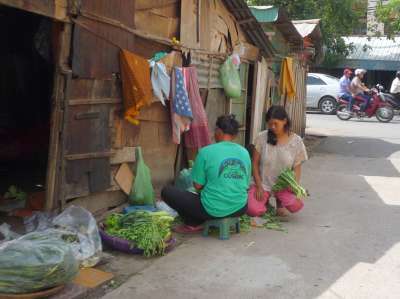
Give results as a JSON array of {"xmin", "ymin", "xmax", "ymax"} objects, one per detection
[
  {"xmin": 239, "ymin": 205, "xmax": 287, "ymax": 233},
  {"xmin": 262, "ymin": 205, "xmax": 287, "ymax": 233},
  {"xmin": 0, "ymin": 231, "xmax": 79, "ymax": 294},
  {"xmin": 105, "ymin": 211, "xmax": 175, "ymax": 257},
  {"xmin": 272, "ymin": 168, "xmax": 307, "ymax": 199}
]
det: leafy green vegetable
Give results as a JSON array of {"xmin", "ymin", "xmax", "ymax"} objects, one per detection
[
  {"xmin": 0, "ymin": 232, "xmax": 79, "ymax": 294},
  {"xmin": 105, "ymin": 211, "xmax": 175, "ymax": 257},
  {"xmin": 4, "ymin": 185, "xmax": 27, "ymax": 201},
  {"xmin": 239, "ymin": 215, "xmax": 252, "ymax": 232},
  {"xmin": 272, "ymin": 168, "xmax": 307, "ymax": 199},
  {"xmin": 261, "ymin": 205, "xmax": 288, "ymax": 233}
]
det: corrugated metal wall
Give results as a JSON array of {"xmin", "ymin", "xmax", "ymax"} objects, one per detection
[
  {"xmin": 285, "ymin": 59, "xmax": 307, "ymax": 137},
  {"xmin": 191, "ymin": 52, "xmax": 224, "ymax": 89}
]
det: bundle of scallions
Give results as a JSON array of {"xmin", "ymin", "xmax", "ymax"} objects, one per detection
[{"xmin": 272, "ymin": 168, "xmax": 308, "ymax": 199}]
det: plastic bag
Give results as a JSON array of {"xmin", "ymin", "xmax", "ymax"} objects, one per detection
[
  {"xmin": 219, "ymin": 56, "xmax": 242, "ymax": 98},
  {"xmin": 155, "ymin": 201, "xmax": 178, "ymax": 217},
  {"xmin": 0, "ymin": 230, "xmax": 79, "ymax": 294},
  {"xmin": 129, "ymin": 147, "xmax": 155, "ymax": 206},
  {"xmin": 174, "ymin": 161, "xmax": 194, "ymax": 191},
  {"xmin": 23, "ymin": 211, "xmax": 55, "ymax": 233},
  {"xmin": 0, "ymin": 223, "xmax": 20, "ymax": 242},
  {"xmin": 53, "ymin": 206, "xmax": 102, "ymax": 267}
]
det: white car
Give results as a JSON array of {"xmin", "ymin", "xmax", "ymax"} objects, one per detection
[{"xmin": 306, "ymin": 73, "xmax": 340, "ymax": 114}]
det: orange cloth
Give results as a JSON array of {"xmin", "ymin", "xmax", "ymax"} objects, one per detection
[
  {"xmin": 279, "ymin": 57, "xmax": 296, "ymax": 101},
  {"xmin": 120, "ymin": 49, "xmax": 152, "ymax": 125}
]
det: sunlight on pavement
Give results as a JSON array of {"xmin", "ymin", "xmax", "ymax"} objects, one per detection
[
  {"xmin": 389, "ymin": 158, "xmax": 400, "ymax": 173},
  {"xmin": 318, "ymin": 243, "xmax": 400, "ymax": 299},
  {"xmin": 362, "ymin": 176, "xmax": 400, "ymax": 206}
]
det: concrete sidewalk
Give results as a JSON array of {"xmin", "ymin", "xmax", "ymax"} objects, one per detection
[{"xmin": 103, "ymin": 117, "xmax": 400, "ymax": 299}]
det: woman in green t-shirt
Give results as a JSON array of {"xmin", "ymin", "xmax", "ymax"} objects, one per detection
[{"xmin": 161, "ymin": 115, "xmax": 251, "ymax": 234}]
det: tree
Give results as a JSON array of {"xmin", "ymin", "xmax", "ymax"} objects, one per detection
[
  {"xmin": 376, "ymin": 0, "xmax": 400, "ymax": 38},
  {"xmin": 247, "ymin": 0, "xmax": 368, "ymax": 66}
]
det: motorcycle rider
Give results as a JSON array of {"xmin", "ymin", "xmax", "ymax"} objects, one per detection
[
  {"xmin": 390, "ymin": 71, "xmax": 400, "ymax": 100},
  {"xmin": 350, "ymin": 69, "xmax": 371, "ymax": 112},
  {"xmin": 338, "ymin": 68, "xmax": 354, "ymax": 112}
]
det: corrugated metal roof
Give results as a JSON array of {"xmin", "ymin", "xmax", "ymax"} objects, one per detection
[
  {"xmin": 345, "ymin": 36, "xmax": 400, "ymax": 61},
  {"xmin": 292, "ymin": 19, "xmax": 320, "ymax": 38},
  {"xmin": 248, "ymin": 6, "xmax": 278, "ymax": 23},
  {"xmin": 222, "ymin": 0, "xmax": 275, "ymax": 58},
  {"xmin": 337, "ymin": 36, "xmax": 400, "ymax": 71},
  {"xmin": 248, "ymin": 5, "xmax": 303, "ymax": 47}
]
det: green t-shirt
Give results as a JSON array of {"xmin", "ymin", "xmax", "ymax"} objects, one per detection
[{"xmin": 191, "ymin": 141, "xmax": 251, "ymax": 217}]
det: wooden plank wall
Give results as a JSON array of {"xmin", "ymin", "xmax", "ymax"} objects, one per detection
[{"xmin": 0, "ymin": 0, "xmax": 68, "ymax": 21}]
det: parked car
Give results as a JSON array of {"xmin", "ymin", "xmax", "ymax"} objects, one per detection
[{"xmin": 306, "ymin": 73, "xmax": 339, "ymax": 114}]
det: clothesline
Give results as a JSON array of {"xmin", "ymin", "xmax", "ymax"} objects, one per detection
[{"xmin": 74, "ymin": 12, "xmax": 251, "ymax": 63}]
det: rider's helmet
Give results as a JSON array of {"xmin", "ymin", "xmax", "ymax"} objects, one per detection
[
  {"xmin": 355, "ymin": 69, "xmax": 367, "ymax": 76},
  {"xmin": 396, "ymin": 70, "xmax": 400, "ymax": 78},
  {"xmin": 343, "ymin": 68, "xmax": 352, "ymax": 76}
]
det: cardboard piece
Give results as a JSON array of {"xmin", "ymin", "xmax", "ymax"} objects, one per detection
[
  {"xmin": 234, "ymin": 42, "xmax": 260, "ymax": 61},
  {"xmin": 114, "ymin": 163, "xmax": 134, "ymax": 195},
  {"xmin": 73, "ymin": 268, "xmax": 114, "ymax": 289}
]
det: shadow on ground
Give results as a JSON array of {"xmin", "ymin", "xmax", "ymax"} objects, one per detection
[{"xmin": 102, "ymin": 135, "xmax": 400, "ymax": 299}]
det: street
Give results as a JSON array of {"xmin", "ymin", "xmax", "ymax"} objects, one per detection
[{"xmin": 103, "ymin": 114, "xmax": 400, "ymax": 299}]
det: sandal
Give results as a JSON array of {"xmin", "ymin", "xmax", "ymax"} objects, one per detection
[{"xmin": 173, "ymin": 224, "xmax": 203, "ymax": 234}]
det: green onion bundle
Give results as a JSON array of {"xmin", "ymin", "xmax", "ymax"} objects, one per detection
[
  {"xmin": 105, "ymin": 211, "xmax": 175, "ymax": 257},
  {"xmin": 272, "ymin": 168, "xmax": 307, "ymax": 199},
  {"xmin": 0, "ymin": 232, "xmax": 79, "ymax": 294}
]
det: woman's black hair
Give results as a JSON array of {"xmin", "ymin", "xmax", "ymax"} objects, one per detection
[
  {"xmin": 265, "ymin": 105, "xmax": 291, "ymax": 145},
  {"xmin": 216, "ymin": 114, "xmax": 240, "ymax": 136}
]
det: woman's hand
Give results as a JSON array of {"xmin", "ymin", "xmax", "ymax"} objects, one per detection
[{"xmin": 256, "ymin": 184, "xmax": 265, "ymax": 201}]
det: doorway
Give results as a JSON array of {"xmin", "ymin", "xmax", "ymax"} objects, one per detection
[{"xmin": 0, "ymin": 5, "xmax": 57, "ymax": 223}]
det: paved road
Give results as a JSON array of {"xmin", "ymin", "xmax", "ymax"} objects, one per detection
[{"xmin": 104, "ymin": 114, "xmax": 400, "ymax": 299}]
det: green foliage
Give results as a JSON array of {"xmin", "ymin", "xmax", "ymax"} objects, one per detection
[
  {"xmin": 247, "ymin": 0, "xmax": 368, "ymax": 66},
  {"xmin": 272, "ymin": 168, "xmax": 307, "ymax": 198},
  {"xmin": 4, "ymin": 185, "xmax": 27, "ymax": 201},
  {"xmin": 376, "ymin": 0, "xmax": 400, "ymax": 38},
  {"xmin": 105, "ymin": 211, "xmax": 174, "ymax": 257}
]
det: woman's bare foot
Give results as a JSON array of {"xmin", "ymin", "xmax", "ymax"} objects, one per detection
[{"xmin": 276, "ymin": 208, "xmax": 290, "ymax": 217}]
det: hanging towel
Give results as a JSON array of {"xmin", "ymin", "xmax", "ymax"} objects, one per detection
[
  {"xmin": 279, "ymin": 57, "xmax": 296, "ymax": 101},
  {"xmin": 120, "ymin": 49, "xmax": 152, "ymax": 125},
  {"xmin": 150, "ymin": 61, "xmax": 170, "ymax": 106},
  {"xmin": 170, "ymin": 67, "xmax": 193, "ymax": 144},
  {"xmin": 183, "ymin": 66, "xmax": 212, "ymax": 149}
]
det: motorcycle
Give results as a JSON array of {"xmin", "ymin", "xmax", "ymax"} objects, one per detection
[
  {"xmin": 336, "ymin": 86, "xmax": 394, "ymax": 123},
  {"xmin": 377, "ymin": 86, "xmax": 400, "ymax": 116}
]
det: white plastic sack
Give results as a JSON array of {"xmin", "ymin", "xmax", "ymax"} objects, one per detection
[
  {"xmin": 0, "ymin": 230, "xmax": 79, "ymax": 294},
  {"xmin": 53, "ymin": 206, "xmax": 102, "ymax": 267}
]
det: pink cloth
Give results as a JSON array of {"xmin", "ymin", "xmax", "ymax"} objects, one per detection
[
  {"xmin": 247, "ymin": 185, "xmax": 303, "ymax": 215},
  {"xmin": 275, "ymin": 189, "xmax": 304, "ymax": 213},
  {"xmin": 247, "ymin": 185, "xmax": 270, "ymax": 216},
  {"xmin": 170, "ymin": 68, "xmax": 191, "ymax": 144},
  {"xmin": 182, "ymin": 66, "xmax": 211, "ymax": 148}
]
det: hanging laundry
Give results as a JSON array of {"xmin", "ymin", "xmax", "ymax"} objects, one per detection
[
  {"xmin": 150, "ymin": 61, "xmax": 170, "ymax": 106},
  {"xmin": 279, "ymin": 57, "xmax": 296, "ymax": 101},
  {"xmin": 170, "ymin": 67, "xmax": 193, "ymax": 144},
  {"xmin": 183, "ymin": 66, "xmax": 212, "ymax": 149},
  {"xmin": 120, "ymin": 49, "xmax": 152, "ymax": 125},
  {"xmin": 150, "ymin": 51, "xmax": 168, "ymax": 62}
]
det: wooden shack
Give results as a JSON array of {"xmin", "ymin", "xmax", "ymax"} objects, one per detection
[
  {"xmin": 0, "ymin": 0, "xmax": 275, "ymax": 217},
  {"xmin": 250, "ymin": 6, "xmax": 323, "ymax": 137}
]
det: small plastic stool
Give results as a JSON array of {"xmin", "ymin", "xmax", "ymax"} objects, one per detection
[{"xmin": 202, "ymin": 217, "xmax": 240, "ymax": 240}]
